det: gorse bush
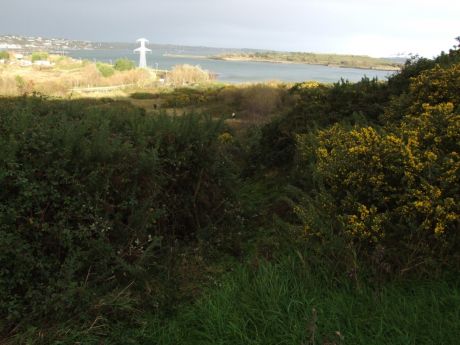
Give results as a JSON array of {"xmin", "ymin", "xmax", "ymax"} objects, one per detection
[
  {"xmin": 295, "ymin": 62, "xmax": 460, "ymax": 274},
  {"xmin": 250, "ymin": 48, "xmax": 460, "ymax": 172},
  {"xmin": 162, "ymin": 87, "xmax": 216, "ymax": 107},
  {"xmin": 387, "ymin": 47, "xmax": 460, "ymax": 96},
  {"xmin": 0, "ymin": 97, "xmax": 236, "ymax": 331},
  {"xmin": 248, "ymin": 77, "xmax": 389, "ymax": 170}
]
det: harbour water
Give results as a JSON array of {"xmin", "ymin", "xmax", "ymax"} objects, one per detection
[{"xmin": 67, "ymin": 47, "xmax": 395, "ymax": 84}]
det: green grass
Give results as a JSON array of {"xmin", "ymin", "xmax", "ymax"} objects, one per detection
[
  {"xmin": 10, "ymin": 256, "xmax": 459, "ymax": 344},
  {"xmin": 134, "ymin": 257, "xmax": 460, "ymax": 345}
]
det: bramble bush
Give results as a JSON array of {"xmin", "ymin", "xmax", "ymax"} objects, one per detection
[{"xmin": 0, "ymin": 96, "xmax": 237, "ymax": 332}]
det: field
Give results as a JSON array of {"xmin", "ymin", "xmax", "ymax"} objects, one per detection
[{"xmin": 1, "ymin": 47, "xmax": 459, "ymax": 344}]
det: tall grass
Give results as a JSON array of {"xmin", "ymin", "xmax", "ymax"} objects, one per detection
[
  {"xmin": 167, "ymin": 64, "xmax": 214, "ymax": 86},
  {"xmin": 141, "ymin": 257, "xmax": 460, "ymax": 345}
]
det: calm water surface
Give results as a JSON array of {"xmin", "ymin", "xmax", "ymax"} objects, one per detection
[{"xmin": 68, "ymin": 48, "xmax": 395, "ymax": 84}]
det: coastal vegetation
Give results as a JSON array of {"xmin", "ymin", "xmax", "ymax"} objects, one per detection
[
  {"xmin": 213, "ymin": 51, "xmax": 402, "ymax": 70},
  {"xmin": 167, "ymin": 64, "xmax": 215, "ymax": 86},
  {"xmin": 0, "ymin": 54, "xmax": 156, "ymax": 96},
  {"xmin": 0, "ymin": 53, "xmax": 217, "ymax": 97},
  {"xmin": 1, "ymin": 45, "xmax": 459, "ymax": 344}
]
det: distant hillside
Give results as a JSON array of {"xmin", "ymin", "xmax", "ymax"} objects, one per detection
[
  {"xmin": 0, "ymin": 34, "xmax": 94, "ymax": 52},
  {"xmin": 0, "ymin": 35, "xmax": 406, "ymax": 70}
]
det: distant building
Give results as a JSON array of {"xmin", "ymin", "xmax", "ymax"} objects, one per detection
[{"xmin": 0, "ymin": 43, "xmax": 21, "ymax": 49}]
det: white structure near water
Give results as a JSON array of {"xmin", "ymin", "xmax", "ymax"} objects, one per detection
[{"xmin": 134, "ymin": 38, "xmax": 151, "ymax": 68}]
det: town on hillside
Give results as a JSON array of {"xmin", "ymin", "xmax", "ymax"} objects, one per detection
[{"xmin": 0, "ymin": 34, "xmax": 95, "ymax": 53}]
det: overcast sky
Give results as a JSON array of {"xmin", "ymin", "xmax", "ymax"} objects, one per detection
[{"xmin": 0, "ymin": 0, "xmax": 458, "ymax": 57}]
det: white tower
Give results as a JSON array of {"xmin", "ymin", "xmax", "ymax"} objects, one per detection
[{"xmin": 134, "ymin": 38, "xmax": 151, "ymax": 68}]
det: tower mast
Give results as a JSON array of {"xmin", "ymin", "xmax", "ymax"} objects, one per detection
[{"xmin": 134, "ymin": 38, "xmax": 151, "ymax": 68}]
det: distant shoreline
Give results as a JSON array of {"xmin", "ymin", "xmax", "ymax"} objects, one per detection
[
  {"xmin": 211, "ymin": 56, "xmax": 401, "ymax": 71},
  {"xmin": 161, "ymin": 53, "xmax": 401, "ymax": 71}
]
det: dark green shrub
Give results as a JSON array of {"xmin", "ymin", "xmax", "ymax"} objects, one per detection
[{"xmin": 0, "ymin": 96, "xmax": 236, "ymax": 332}]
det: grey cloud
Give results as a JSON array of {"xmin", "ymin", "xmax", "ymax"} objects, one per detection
[{"xmin": 0, "ymin": 0, "xmax": 458, "ymax": 56}]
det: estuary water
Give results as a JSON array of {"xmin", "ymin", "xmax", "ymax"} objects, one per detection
[{"xmin": 67, "ymin": 48, "xmax": 395, "ymax": 84}]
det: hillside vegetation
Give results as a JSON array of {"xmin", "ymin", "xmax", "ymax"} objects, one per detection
[
  {"xmin": 1, "ymin": 46, "xmax": 459, "ymax": 344},
  {"xmin": 0, "ymin": 54, "xmax": 214, "ymax": 97}
]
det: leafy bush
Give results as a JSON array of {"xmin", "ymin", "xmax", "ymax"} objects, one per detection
[
  {"xmin": 0, "ymin": 97, "xmax": 236, "ymax": 332},
  {"xmin": 114, "ymin": 58, "xmax": 135, "ymax": 71},
  {"xmin": 0, "ymin": 51, "xmax": 9, "ymax": 60},
  {"xmin": 96, "ymin": 62, "xmax": 115, "ymax": 77},
  {"xmin": 31, "ymin": 51, "xmax": 49, "ymax": 62}
]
